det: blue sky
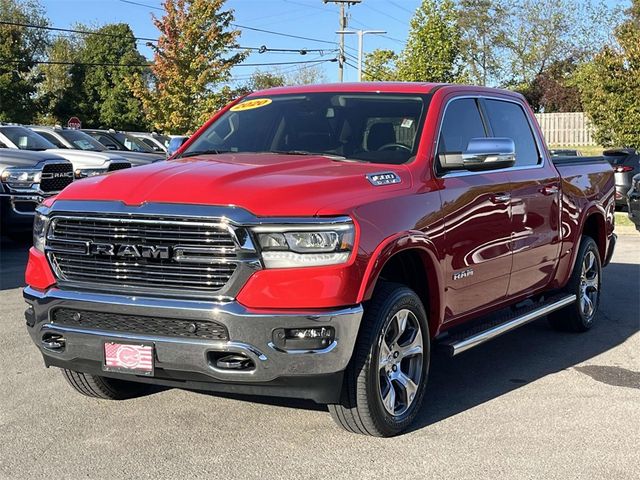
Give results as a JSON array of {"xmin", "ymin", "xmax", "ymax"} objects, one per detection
[{"xmin": 41, "ymin": 0, "xmax": 627, "ymax": 83}]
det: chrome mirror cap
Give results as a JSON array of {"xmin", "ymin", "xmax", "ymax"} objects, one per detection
[{"xmin": 462, "ymin": 137, "xmax": 516, "ymax": 171}]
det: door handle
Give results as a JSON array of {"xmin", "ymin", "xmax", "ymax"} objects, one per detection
[
  {"xmin": 540, "ymin": 185, "xmax": 559, "ymax": 196},
  {"xmin": 490, "ymin": 193, "xmax": 511, "ymax": 203}
]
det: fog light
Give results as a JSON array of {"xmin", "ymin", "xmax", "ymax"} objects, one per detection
[{"xmin": 272, "ymin": 326, "xmax": 335, "ymax": 351}]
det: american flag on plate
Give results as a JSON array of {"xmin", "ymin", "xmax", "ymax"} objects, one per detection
[{"xmin": 104, "ymin": 342, "xmax": 153, "ymax": 374}]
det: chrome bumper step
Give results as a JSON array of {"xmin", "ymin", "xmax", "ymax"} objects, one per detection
[{"xmin": 440, "ymin": 294, "xmax": 577, "ymax": 356}]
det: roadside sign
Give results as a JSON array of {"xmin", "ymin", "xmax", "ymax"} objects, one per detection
[{"xmin": 67, "ymin": 117, "xmax": 81, "ymax": 129}]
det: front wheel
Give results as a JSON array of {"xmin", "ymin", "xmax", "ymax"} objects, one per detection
[
  {"xmin": 329, "ymin": 283, "xmax": 430, "ymax": 436},
  {"xmin": 61, "ymin": 369, "xmax": 153, "ymax": 400}
]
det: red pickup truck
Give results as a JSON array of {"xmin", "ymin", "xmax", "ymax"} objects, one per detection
[{"xmin": 24, "ymin": 83, "xmax": 616, "ymax": 436}]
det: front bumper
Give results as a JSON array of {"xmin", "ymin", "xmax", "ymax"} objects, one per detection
[
  {"xmin": 24, "ymin": 287, "xmax": 363, "ymax": 403},
  {"xmin": 0, "ymin": 194, "xmax": 40, "ymax": 230}
]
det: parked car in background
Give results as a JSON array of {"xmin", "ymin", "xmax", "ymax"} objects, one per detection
[
  {"xmin": 167, "ymin": 135, "xmax": 189, "ymax": 157},
  {"xmin": 0, "ymin": 125, "xmax": 131, "ymax": 179},
  {"xmin": 0, "ymin": 149, "xmax": 73, "ymax": 237},
  {"xmin": 30, "ymin": 127, "xmax": 162, "ymax": 167},
  {"xmin": 83, "ymin": 129, "xmax": 165, "ymax": 160},
  {"xmin": 549, "ymin": 148, "xmax": 582, "ymax": 157},
  {"xmin": 128, "ymin": 132, "xmax": 169, "ymax": 153},
  {"xmin": 627, "ymin": 173, "xmax": 640, "ymax": 231},
  {"xmin": 603, "ymin": 148, "xmax": 639, "ymax": 209}
]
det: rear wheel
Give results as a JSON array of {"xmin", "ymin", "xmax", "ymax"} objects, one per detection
[
  {"xmin": 61, "ymin": 369, "xmax": 152, "ymax": 400},
  {"xmin": 548, "ymin": 235, "xmax": 601, "ymax": 332},
  {"xmin": 329, "ymin": 283, "xmax": 429, "ymax": 436}
]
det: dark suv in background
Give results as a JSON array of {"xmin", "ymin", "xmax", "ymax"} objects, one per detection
[{"xmin": 604, "ymin": 148, "xmax": 639, "ymax": 208}]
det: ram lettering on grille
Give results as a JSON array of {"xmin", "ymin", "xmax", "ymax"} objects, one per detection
[{"xmin": 46, "ymin": 215, "xmax": 239, "ymax": 294}]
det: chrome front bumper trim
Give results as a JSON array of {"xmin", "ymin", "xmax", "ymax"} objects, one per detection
[{"xmin": 24, "ymin": 287, "xmax": 363, "ymax": 383}]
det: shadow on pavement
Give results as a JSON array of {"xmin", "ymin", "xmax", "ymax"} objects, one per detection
[{"xmin": 0, "ymin": 235, "xmax": 30, "ymax": 291}]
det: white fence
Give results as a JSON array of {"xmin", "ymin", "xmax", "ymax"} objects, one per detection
[{"xmin": 534, "ymin": 112, "xmax": 595, "ymax": 146}]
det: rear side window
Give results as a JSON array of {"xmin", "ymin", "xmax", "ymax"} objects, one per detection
[
  {"xmin": 484, "ymin": 100, "xmax": 540, "ymax": 167},
  {"xmin": 437, "ymin": 98, "xmax": 486, "ymax": 154}
]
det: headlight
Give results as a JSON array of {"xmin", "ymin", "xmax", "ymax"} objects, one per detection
[
  {"xmin": 75, "ymin": 168, "xmax": 108, "ymax": 178},
  {"xmin": 254, "ymin": 221, "xmax": 354, "ymax": 268},
  {"xmin": 1, "ymin": 168, "xmax": 42, "ymax": 186},
  {"xmin": 33, "ymin": 212, "xmax": 49, "ymax": 252}
]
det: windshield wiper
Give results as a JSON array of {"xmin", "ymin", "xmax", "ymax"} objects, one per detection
[
  {"xmin": 179, "ymin": 149, "xmax": 233, "ymax": 158},
  {"xmin": 266, "ymin": 150, "xmax": 348, "ymax": 160}
]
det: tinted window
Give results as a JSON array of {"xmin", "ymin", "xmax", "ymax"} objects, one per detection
[
  {"xmin": 182, "ymin": 93, "xmax": 429, "ymax": 165},
  {"xmin": 484, "ymin": 100, "xmax": 539, "ymax": 167},
  {"xmin": 35, "ymin": 131, "xmax": 66, "ymax": 148},
  {"xmin": 87, "ymin": 132, "xmax": 122, "ymax": 150},
  {"xmin": 0, "ymin": 126, "xmax": 55, "ymax": 150},
  {"xmin": 59, "ymin": 130, "xmax": 106, "ymax": 151},
  {"xmin": 438, "ymin": 98, "xmax": 486, "ymax": 154}
]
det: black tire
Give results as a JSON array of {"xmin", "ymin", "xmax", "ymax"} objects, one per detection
[
  {"xmin": 548, "ymin": 235, "xmax": 602, "ymax": 332},
  {"xmin": 328, "ymin": 282, "xmax": 430, "ymax": 437},
  {"xmin": 61, "ymin": 369, "xmax": 152, "ymax": 400}
]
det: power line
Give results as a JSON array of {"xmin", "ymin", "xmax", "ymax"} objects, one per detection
[
  {"xmin": 7, "ymin": 58, "xmax": 337, "ymax": 68},
  {"xmin": 0, "ymin": 20, "xmax": 336, "ymax": 55},
  {"xmin": 118, "ymin": 0, "xmax": 339, "ymax": 46},
  {"xmin": 388, "ymin": 1, "xmax": 414, "ymax": 14},
  {"xmin": 0, "ymin": 19, "xmax": 158, "ymax": 42}
]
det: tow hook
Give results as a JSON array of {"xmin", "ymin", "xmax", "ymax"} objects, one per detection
[{"xmin": 42, "ymin": 334, "xmax": 65, "ymax": 351}]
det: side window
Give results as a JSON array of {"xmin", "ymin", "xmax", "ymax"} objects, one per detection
[
  {"xmin": 484, "ymin": 100, "xmax": 540, "ymax": 167},
  {"xmin": 438, "ymin": 98, "xmax": 486, "ymax": 154},
  {"xmin": 36, "ymin": 131, "xmax": 65, "ymax": 148}
]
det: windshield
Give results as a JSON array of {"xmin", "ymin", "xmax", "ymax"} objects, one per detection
[
  {"xmin": 181, "ymin": 93, "xmax": 430, "ymax": 164},
  {"xmin": 0, "ymin": 126, "xmax": 56, "ymax": 151},
  {"xmin": 113, "ymin": 132, "xmax": 154, "ymax": 152},
  {"xmin": 59, "ymin": 129, "xmax": 107, "ymax": 151}
]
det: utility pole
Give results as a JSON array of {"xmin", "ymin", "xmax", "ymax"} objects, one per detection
[
  {"xmin": 323, "ymin": 0, "xmax": 361, "ymax": 82},
  {"xmin": 336, "ymin": 29, "xmax": 386, "ymax": 81}
]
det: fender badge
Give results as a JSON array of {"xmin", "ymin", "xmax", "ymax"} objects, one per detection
[{"xmin": 366, "ymin": 172, "xmax": 401, "ymax": 186}]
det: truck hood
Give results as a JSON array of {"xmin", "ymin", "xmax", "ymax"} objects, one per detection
[
  {"xmin": 111, "ymin": 150, "xmax": 165, "ymax": 166},
  {"xmin": 0, "ymin": 149, "xmax": 68, "ymax": 169},
  {"xmin": 45, "ymin": 149, "xmax": 128, "ymax": 170},
  {"xmin": 54, "ymin": 153, "xmax": 412, "ymax": 216}
]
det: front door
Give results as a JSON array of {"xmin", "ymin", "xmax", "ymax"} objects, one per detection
[{"xmin": 435, "ymin": 97, "xmax": 513, "ymax": 320}]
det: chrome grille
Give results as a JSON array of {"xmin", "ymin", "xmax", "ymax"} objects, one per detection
[{"xmin": 46, "ymin": 215, "xmax": 240, "ymax": 295}]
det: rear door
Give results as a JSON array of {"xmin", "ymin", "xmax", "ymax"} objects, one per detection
[
  {"xmin": 481, "ymin": 98, "xmax": 562, "ymax": 296},
  {"xmin": 436, "ymin": 97, "xmax": 513, "ymax": 319}
]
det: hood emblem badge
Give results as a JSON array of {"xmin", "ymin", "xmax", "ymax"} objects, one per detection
[{"xmin": 366, "ymin": 172, "xmax": 401, "ymax": 186}]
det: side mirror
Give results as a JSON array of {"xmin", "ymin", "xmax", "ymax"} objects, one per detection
[
  {"xmin": 462, "ymin": 137, "xmax": 516, "ymax": 171},
  {"xmin": 105, "ymin": 144, "xmax": 117, "ymax": 150}
]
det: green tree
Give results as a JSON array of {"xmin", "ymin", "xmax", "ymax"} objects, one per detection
[
  {"xmin": 456, "ymin": 0, "xmax": 506, "ymax": 85},
  {"xmin": 0, "ymin": 0, "xmax": 49, "ymax": 123},
  {"xmin": 132, "ymin": 0, "xmax": 246, "ymax": 134},
  {"xmin": 285, "ymin": 65, "xmax": 327, "ymax": 85},
  {"xmin": 243, "ymin": 69, "xmax": 286, "ymax": 92},
  {"xmin": 363, "ymin": 49, "xmax": 398, "ymax": 81},
  {"xmin": 36, "ymin": 36, "xmax": 83, "ymax": 124},
  {"xmin": 397, "ymin": 0, "xmax": 463, "ymax": 82},
  {"xmin": 573, "ymin": 1, "xmax": 640, "ymax": 148},
  {"xmin": 74, "ymin": 23, "xmax": 148, "ymax": 130}
]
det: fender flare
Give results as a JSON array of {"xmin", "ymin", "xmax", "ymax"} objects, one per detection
[
  {"xmin": 357, "ymin": 231, "xmax": 444, "ymax": 336},
  {"xmin": 559, "ymin": 203, "xmax": 608, "ymax": 288}
]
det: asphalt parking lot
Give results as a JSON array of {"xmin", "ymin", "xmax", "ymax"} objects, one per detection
[{"xmin": 1, "ymin": 233, "xmax": 638, "ymax": 479}]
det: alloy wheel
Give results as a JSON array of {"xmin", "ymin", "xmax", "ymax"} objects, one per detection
[
  {"xmin": 579, "ymin": 250, "xmax": 599, "ymax": 320},
  {"xmin": 377, "ymin": 309, "xmax": 424, "ymax": 417}
]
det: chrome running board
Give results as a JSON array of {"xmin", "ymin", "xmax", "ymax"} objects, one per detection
[{"xmin": 441, "ymin": 294, "xmax": 577, "ymax": 356}]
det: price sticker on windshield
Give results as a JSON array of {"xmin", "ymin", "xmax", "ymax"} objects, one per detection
[{"xmin": 230, "ymin": 98, "xmax": 272, "ymax": 112}]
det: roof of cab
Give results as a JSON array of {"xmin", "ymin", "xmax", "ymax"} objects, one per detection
[{"xmin": 249, "ymin": 82, "xmax": 524, "ymax": 100}]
